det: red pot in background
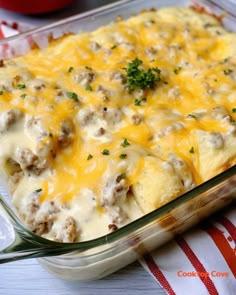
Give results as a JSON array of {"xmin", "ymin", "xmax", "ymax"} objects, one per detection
[{"xmin": 0, "ymin": 0, "xmax": 75, "ymax": 14}]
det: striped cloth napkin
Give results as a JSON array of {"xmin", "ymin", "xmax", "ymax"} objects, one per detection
[
  {"xmin": 1, "ymin": 20, "xmax": 236, "ymax": 295},
  {"xmin": 0, "ymin": 20, "xmax": 32, "ymax": 38},
  {"xmin": 140, "ymin": 207, "xmax": 236, "ymax": 295}
]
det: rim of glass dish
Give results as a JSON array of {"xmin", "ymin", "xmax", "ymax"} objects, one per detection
[
  {"xmin": 3, "ymin": 165, "xmax": 235, "ymax": 253},
  {"xmin": 0, "ymin": 0, "xmax": 132, "ymax": 44},
  {"xmin": 0, "ymin": 0, "xmax": 235, "ymax": 45},
  {"xmin": 205, "ymin": 0, "xmax": 236, "ymax": 18}
]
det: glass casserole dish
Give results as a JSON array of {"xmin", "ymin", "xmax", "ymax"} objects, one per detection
[{"xmin": 0, "ymin": 0, "xmax": 236, "ymax": 281}]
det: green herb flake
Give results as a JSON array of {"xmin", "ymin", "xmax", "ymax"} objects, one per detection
[
  {"xmin": 111, "ymin": 45, "xmax": 117, "ymax": 50},
  {"xmin": 163, "ymin": 81, "xmax": 169, "ymax": 85},
  {"xmin": 87, "ymin": 154, "xmax": 93, "ymax": 160},
  {"xmin": 119, "ymin": 172, "xmax": 126, "ymax": 179},
  {"xmin": 121, "ymin": 138, "xmax": 130, "ymax": 148},
  {"xmin": 223, "ymin": 69, "xmax": 233, "ymax": 75},
  {"xmin": 68, "ymin": 66, "xmax": 74, "ymax": 73},
  {"xmin": 189, "ymin": 147, "xmax": 195, "ymax": 154},
  {"xmin": 17, "ymin": 84, "xmax": 26, "ymax": 89},
  {"xmin": 49, "ymin": 133, "xmax": 53, "ymax": 138},
  {"xmin": 187, "ymin": 113, "xmax": 197, "ymax": 119},
  {"xmin": 116, "ymin": 173, "xmax": 127, "ymax": 182},
  {"xmin": 0, "ymin": 90, "xmax": 3, "ymax": 95},
  {"xmin": 173, "ymin": 67, "xmax": 182, "ymax": 75},
  {"xmin": 232, "ymin": 108, "xmax": 236, "ymax": 113},
  {"xmin": 86, "ymin": 85, "xmax": 93, "ymax": 91},
  {"xmin": 119, "ymin": 153, "xmax": 127, "ymax": 159},
  {"xmin": 134, "ymin": 97, "xmax": 147, "ymax": 106},
  {"xmin": 35, "ymin": 188, "xmax": 42, "ymax": 193},
  {"xmin": 85, "ymin": 66, "xmax": 92, "ymax": 70},
  {"xmin": 123, "ymin": 58, "xmax": 161, "ymax": 92},
  {"xmin": 102, "ymin": 149, "xmax": 110, "ymax": 155},
  {"xmin": 20, "ymin": 93, "xmax": 27, "ymax": 99},
  {"xmin": 66, "ymin": 91, "xmax": 78, "ymax": 101}
]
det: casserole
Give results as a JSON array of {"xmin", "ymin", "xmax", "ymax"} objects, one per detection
[{"xmin": 0, "ymin": 0, "xmax": 236, "ymax": 281}]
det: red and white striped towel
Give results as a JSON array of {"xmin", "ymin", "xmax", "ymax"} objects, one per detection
[
  {"xmin": 1, "ymin": 20, "xmax": 236, "ymax": 295},
  {"xmin": 0, "ymin": 21, "xmax": 34, "ymax": 58},
  {"xmin": 140, "ymin": 207, "xmax": 236, "ymax": 295},
  {"xmin": 0, "ymin": 21, "xmax": 33, "ymax": 38}
]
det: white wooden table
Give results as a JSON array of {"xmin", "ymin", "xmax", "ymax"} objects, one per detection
[
  {"xmin": 0, "ymin": 260, "xmax": 165, "ymax": 295},
  {"xmin": 0, "ymin": 1, "xmax": 165, "ymax": 294}
]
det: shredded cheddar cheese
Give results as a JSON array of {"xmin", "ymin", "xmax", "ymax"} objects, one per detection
[{"xmin": 0, "ymin": 7, "xmax": 236, "ymax": 242}]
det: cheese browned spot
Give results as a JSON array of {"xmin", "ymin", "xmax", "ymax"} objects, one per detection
[{"xmin": 0, "ymin": 7, "xmax": 236, "ymax": 242}]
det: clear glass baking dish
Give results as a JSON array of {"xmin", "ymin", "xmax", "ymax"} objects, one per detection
[{"xmin": 0, "ymin": 0, "xmax": 236, "ymax": 281}]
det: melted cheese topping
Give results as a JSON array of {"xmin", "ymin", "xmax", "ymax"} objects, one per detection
[{"xmin": 0, "ymin": 7, "xmax": 236, "ymax": 242}]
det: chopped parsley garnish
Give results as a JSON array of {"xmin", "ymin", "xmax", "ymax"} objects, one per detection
[
  {"xmin": 123, "ymin": 58, "xmax": 161, "ymax": 92},
  {"xmin": 49, "ymin": 133, "xmax": 53, "ymax": 138},
  {"xmin": 223, "ymin": 69, "xmax": 233, "ymax": 75},
  {"xmin": 68, "ymin": 66, "xmax": 74, "ymax": 73},
  {"xmin": 232, "ymin": 108, "xmax": 236, "ymax": 113},
  {"xmin": 187, "ymin": 113, "xmax": 197, "ymax": 119},
  {"xmin": 121, "ymin": 138, "xmax": 130, "ymax": 148},
  {"xmin": 173, "ymin": 67, "xmax": 182, "ymax": 74},
  {"xmin": 85, "ymin": 66, "xmax": 92, "ymax": 70},
  {"xmin": 120, "ymin": 153, "xmax": 127, "ymax": 159},
  {"xmin": 0, "ymin": 90, "xmax": 3, "ymax": 95},
  {"xmin": 66, "ymin": 91, "xmax": 78, "ymax": 101},
  {"xmin": 134, "ymin": 97, "xmax": 147, "ymax": 106},
  {"xmin": 116, "ymin": 173, "xmax": 127, "ymax": 182},
  {"xmin": 35, "ymin": 188, "xmax": 42, "ymax": 193},
  {"xmin": 20, "ymin": 93, "xmax": 27, "ymax": 99},
  {"xmin": 87, "ymin": 154, "xmax": 93, "ymax": 160},
  {"xmin": 17, "ymin": 84, "xmax": 26, "ymax": 89},
  {"xmin": 102, "ymin": 149, "xmax": 110, "ymax": 155},
  {"xmin": 111, "ymin": 45, "xmax": 117, "ymax": 50},
  {"xmin": 86, "ymin": 85, "xmax": 93, "ymax": 91},
  {"xmin": 119, "ymin": 172, "xmax": 126, "ymax": 179},
  {"xmin": 189, "ymin": 147, "xmax": 195, "ymax": 154},
  {"xmin": 163, "ymin": 81, "xmax": 169, "ymax": 85}
]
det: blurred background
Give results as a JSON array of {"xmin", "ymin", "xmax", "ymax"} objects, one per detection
[{"xmin": 0, "ymin": 0, "xmax": 120, "ymax": 26}]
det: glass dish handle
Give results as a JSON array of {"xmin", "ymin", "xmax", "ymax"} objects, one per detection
[
  {"xmin": 0, "ymin": 196, "xmax": 72, "ymax": 263},
  {"xmin": 0, "ymin": 196, "xmax": 48, "ymax": 263},
  {"xmin": 0, "ymin": 196, "xmax": 97, "ymax": 264}
]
